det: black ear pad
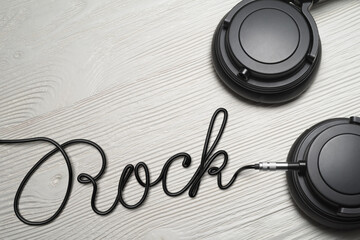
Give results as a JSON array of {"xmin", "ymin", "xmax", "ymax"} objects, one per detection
[
  {"xmin": 287, "ymin": 117, "xmax": 360, "ymax": 229},
  {"xmin": 212, "ymin": 0, "xmax": 321, "ymax": 104}
]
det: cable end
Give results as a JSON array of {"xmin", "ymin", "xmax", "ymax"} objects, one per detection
[{"xmin": 258, "ymin": 161, "xmax": 306, "ymax": 171}]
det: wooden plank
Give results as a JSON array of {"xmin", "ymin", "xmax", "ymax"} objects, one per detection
[{"xmin": 0, "ymin": 0, "xmax": 359, "ymax": 239}]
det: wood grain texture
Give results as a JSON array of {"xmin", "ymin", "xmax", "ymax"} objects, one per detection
[{"xmin": 0, "ymin": 0, "xmax": 360, "ymax": 239}]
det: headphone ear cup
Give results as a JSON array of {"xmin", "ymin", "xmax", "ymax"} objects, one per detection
[
  {"xmin": 287, "ymin": 118, "xmax": 360, "ymax": 229},
  {"xmin": 212, "ymin": 0, "xmax": 321, "ymax": 104}
]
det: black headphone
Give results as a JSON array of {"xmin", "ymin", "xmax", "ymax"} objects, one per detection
[
  {"xmin": 286, "ymin": 116, "xmax": 360, "ymax": 229},
  {"xmin": 212, "ymin": 0, "xmax": 321, "ymax": 104},
  {"xmin": 212, "ymin": 0, "xmax": 360, "ymax": 230}
]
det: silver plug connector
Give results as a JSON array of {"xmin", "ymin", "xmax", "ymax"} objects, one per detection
[
  {"xmin": 258, "ymin": 162, "xmax": 289, "ymax": 171},
  {"xmin": 258, "ymin": 162, "xmax": 306, "ymax": 171}
]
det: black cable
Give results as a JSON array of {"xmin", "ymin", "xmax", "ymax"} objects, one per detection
[
  {"xmin": 0, "ymin": 108, "xmax": 298, "ymax": 226},
  {"xmin": 0, "ymin": 138, "xmax": 106, "ymax": 225}
]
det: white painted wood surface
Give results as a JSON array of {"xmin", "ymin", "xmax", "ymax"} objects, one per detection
[{"xmin": 0, "ymin": 0, "xmax": 359, "ymax": 239}]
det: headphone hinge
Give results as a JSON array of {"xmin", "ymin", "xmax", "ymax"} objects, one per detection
[{"xmin": 292, "ymin": 0, "xmax": 314, "ymax": 8}]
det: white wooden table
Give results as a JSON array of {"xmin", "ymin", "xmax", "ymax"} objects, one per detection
[{"xmin": 1, "ymin": 0, "xmax": 359, "ymax": 239}]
